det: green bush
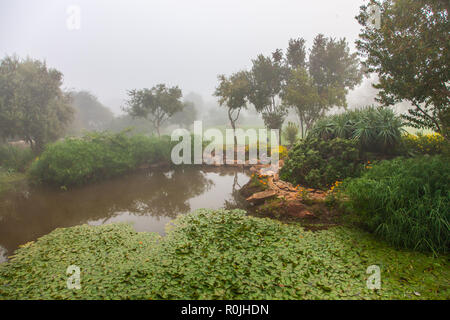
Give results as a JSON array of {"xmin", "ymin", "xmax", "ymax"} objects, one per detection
[
  {"xmin": 310, "ymin": 107, "xmax": 404, "ymax": 154},
  {"xmin": 282, "ymin": 122, "xmax": 299, "ymax": 146},
  {"xmin": 343, "ymin": 156, "xmax": 450, "ymax": 254},
  {"xmin": 28, "ymin": 132, "xmax": 173, "ymax": 187},
  {"xmin": 400, "ymin": 133, "xmax": 446, "ymax": 156},
  {"xmin": 0, "ymin": 144, "xmax": 34, "ymax": 172},
  {"xmin": 280, "ymin": 138, "xmax": 362, "ymax": 189}
]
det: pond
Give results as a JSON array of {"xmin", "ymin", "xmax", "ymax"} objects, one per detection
[{"xmin": 0, "ymin": 166, "xmax": 251, "ymax": 263}]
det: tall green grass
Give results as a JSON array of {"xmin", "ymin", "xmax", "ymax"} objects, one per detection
[{"xmin": 343, "ymin": 156, "xmax": 449, "ymax": 254}]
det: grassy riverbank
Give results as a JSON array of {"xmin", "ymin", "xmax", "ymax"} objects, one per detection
[
  {"xmin": 0, "ymin": 169, "xmax": 27, "ymax": 196},
  {"xmin": 0, "ymin": 209, "xmax": 448, "ymax": 300}
]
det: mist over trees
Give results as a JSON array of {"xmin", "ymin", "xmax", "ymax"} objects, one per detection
[{"xmin": 69, "ymin": 91, "xmax": 114, "ymax": 133}]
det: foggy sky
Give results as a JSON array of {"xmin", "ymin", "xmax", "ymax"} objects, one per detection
[{"xmin": 0, "ymin": 0, "xmax": 371, "ymax": 114}]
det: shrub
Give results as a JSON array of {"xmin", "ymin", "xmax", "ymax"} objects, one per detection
[
  {"xmin": 282, "ymin": 122, "xmax": 299, "ymax": 146},
  {"xmin": 343, "ymin": 156, "xmax": 450, "ymax": 254},
  {"xmin": 310, "ymin": 107, "xmax": 404, "ymax": 154},
  {"xmin": 401, "ymin": 132, "xmax": 446, "ymax": 156},
  {"xmin": 0, "ymin": 144, "xmax": 34, "ymax": 172},
  {"xmin": 28, "ymin": 131, "xmax": 173, "ymax": 187},
  {"xmin": 279, "ymin": 138, "xmax": 362, "ymax": 189}
]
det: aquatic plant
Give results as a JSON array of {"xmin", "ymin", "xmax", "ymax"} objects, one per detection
[{"xmin": 0, "ymin": 209, "xmax": 448, "ymax": 299}]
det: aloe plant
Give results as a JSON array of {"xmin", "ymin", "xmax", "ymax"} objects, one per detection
[{"xmin": 310, "ymin": 106, "xmax": 404, "ymax": 153}]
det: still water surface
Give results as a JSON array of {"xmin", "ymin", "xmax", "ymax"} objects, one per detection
[{"xmin": 0, "ymin": 166, "xmax": 250, "ymax": 263}]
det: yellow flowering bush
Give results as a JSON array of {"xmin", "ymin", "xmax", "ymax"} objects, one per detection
[
  {"xmin": 271, "ymin": 145, "xmax": 288, "ymax": 160},
  {"xmin": 402, "ymin": 133, "xmax": 445, "ymax": 155}
]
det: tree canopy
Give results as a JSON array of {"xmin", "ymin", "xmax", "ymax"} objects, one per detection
[
  {"xmin": 356, "ymin": 0, "xmax": 449, "ymax": 139},
  {"xmin": 283, "ymin": 35, "xmax": 363, "ymax": 137},
  {"xmin": 0, "ymin": 56, "xmax": 74, "ymax": 153},
  {"xmin": 214, "ymin": 71, "xmax": 251, "ymax": 145},
  {"xmin": 247, "ymin": 53, "xmax": 287, "ymax": 133},
  {"xmin": 124, "ymin": 84, "xmax": 184, "ymax": 137}
]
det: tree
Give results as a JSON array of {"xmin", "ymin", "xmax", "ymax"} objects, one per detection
[
  {"xmin": 70, "ymin": 91, "xmax": 114, "ymax": 132},
  {"xmin": 282, "ymin": 67, "xmax": 323, "ymax": 138},
  {"xmin": 282, "ymin": 121, "xmax": 299, "ymax": 146},
  {"xmin": 309, "ymin": 34, "xmax": 363, "ymax": 110},
  {"xmin": 247, "ymin": 53, "xmax": 287, "ymax": 143},
  {"xmin": 0, "ymin": 56, "xmax": 74, "ymax": 153},
  {"xmin": 285, "ymin": 37, "xmax": 307, "ymax": 69},
  {"xmin": 282, "ymin": 35, "xmax": 362, "ymax": 137},
  {"xmin": 214, "ymin": 71, "xmax": 250, "ymax": 146},
  {"xmin": 170, "ymin": 101, "xmax": 198, "ymax": 129},
  {"xmin": 123, "ymin": 84, "xmax": 184, "ymax": 138},
  {"xmin": 356, "ymin": 0, "xmax": 449, "ymax": 139}
]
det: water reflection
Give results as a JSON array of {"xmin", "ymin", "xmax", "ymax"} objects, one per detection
[{"xmin": 0, "ymin": 166, "xmax": 250, "ymax": 263}]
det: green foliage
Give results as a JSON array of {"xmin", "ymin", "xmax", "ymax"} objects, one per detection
[
  {"xmin": 28, "ymin": 131, "xmax": 173, "ymax": 187},
  {"xmin": 0, "ymin": 169, "xmax": 26, "ymax": 196},
  {"xmin": 343, "ymin": 156, "xmax": 450, "ymax": 254},
  {"xmin": 0, "ymin": 144, "xmax": 34, "ymax": 172},
  {"xmin": 310, "ymin": 107, "xmax": 404, "ymax": 153},
  {"xmin": 356, "ymin": 0, "xmax": 449, "ymax": 139},
  {"xmin": 214, "ymin": 71, "xmax": 251, "ymax": 144},
  {"xmin": 308, "ymin": 34, "xmax": 363, "ymax": 108},
  {"xmin": 0, "ymin": 209, "xmax": 448, "ymax": 299},
  {"xmin": 124, "ymin": 84, "xmax": 184, "ymax": 137},
  {"xmin": 0, "ymin": 56, "xmax": 74, "ymax": 153},
  {"xmin": 282, "ymin": 67, "xmax": 322, "ymax": 138},
  {"xmin": 280, "ymin": 138, "xmax": 362, "ymax": 189},
  {"xmin": 401, "ymin": 132, "xmax": 446, "ymax": 156},
  {"xmin": 282, "ymin": 122, "xmax": 299, "ymax": 146},
  {"xmin": 247, "ymin": 53, "xmax": 287, "ymax": 132}
]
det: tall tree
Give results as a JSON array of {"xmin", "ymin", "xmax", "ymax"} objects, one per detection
[
  {"xmin": 0, "ymin": 56, "xmax": 74, "ymax": 153},
  {"xmin": 214, "ymin": 71, "xmax": 250, "ymax": 146},
  {"xmin": 123, "ymin": 84, "xmax": 184, "ymax": 138},
  {"xmin": 356, "ymin": 0, "xmax": 449, "ymax": 139},
  {"xmin": 282, "ymin": 67, "xmax": 323, "ymax": 138},
  {"xmin": 282, "ymin": 35, "xmax": 362, "ymax": 137},
  {"xmin": 309, "ymin": 34, "xmax": 363, "ymax": 110},
  {"xmin": 247, "ymin": 53, "xmax": 287, "ymax": 142},
  {"xmin": 285, "ymin": 37, "xmax": 307, "ymax": 69}
]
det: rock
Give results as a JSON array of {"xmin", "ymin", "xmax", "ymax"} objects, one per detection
[
  {"xmin": 250, "ymin": 166, "xmax": 259, "ymax": 174},
  {"xmin": 285, "ymin": 202, "xmax": 315, "ymax": 219},
  {"xmin": 246, "ymin": 190, "xmax": 277, "ymax": 204}
]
